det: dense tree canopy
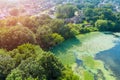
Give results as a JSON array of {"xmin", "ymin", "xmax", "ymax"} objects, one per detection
[
  {"xmin": 56, "ymin": 4, "xmax": 78, "ymax": 18},
  {"xmin": 0, "ymin": 44, "xmax": 79, "ymax": 80},
  {"xmin": 95, "ymin": 20, "xmax": 115, "ymax": 31},
  {"xmin": 0, "ymin": 26, "xmax": 36, "ymax": 50}
]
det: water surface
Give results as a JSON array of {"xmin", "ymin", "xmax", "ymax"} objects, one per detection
[{"xmin": 51, "ymin": 32, "xmax": 120, "ymax": 80}]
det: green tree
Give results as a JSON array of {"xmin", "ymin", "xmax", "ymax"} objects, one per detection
[
  {"xmin": 36, "ymin": 26, "xmax": 64, "ymax": 49},
  {"xmin": 18, "ymin": 58, "xmax": 46, "ymax": 80},
  {"xmin": 36, "ymin": 26, "xmax": 53, "ymax": 49},
  {"xmin": 56, "ymin": 4, "xmax": 78, "ymax": 18},
  {"xmin": 95, "ymin": 20, "xmax": 108, "ymax": 31},
  {"xmin": 6, "ymin": 69, "xmax": 24, "ymax": 80},
  {"xmin": 18, "ymin": 16, "xmax": 38, "ymax": 33},
  {"xmin": 36, "ymin": 52, "xmax": 64, "ymax": 80},
  {"xmin": 49, "ymin": 19, "xmax": 64, "ymax": 34},
  {"xmin": 95, "ymin": 20, "xmax": 115, "ymax": 31},
  {"xmin": 33, "ymin": 14, "xmax": 52, "ymax": 27},
  {"xmin": 9, "ymin": 44, "xmax": 37, "ymax": 66},
  {"xmin": 0, "ymin": 53, "xmax": 15, "ymax": 79},
  {"xmin": 61, "ymin": 23, "xmax": 79, "ymax": 39},
  {"xmin": 49, "ymin": 33, "xmax": 64, "ymax": 46}
]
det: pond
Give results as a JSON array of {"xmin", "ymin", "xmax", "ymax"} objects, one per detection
[{"xmin": 51, "ymin": 32, "xmax": 120, "ymax": 80}]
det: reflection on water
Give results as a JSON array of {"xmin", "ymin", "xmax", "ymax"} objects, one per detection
[{"xmin": 95, "ymin": 34, "xmax": 120, "ymax": 80}]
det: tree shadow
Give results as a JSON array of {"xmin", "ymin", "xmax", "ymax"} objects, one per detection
[
  {"xmin": 50, "ymin": 37, "xmax": 81, "ymax": 55},
  {"xmin": 103, "ymin": 31, "xmax": 120, "ymax": 38}
]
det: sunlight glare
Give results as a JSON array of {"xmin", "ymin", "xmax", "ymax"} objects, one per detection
[{"xmin": 7, "ymin": 0, "xmax": 19, "ymax": 3}]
